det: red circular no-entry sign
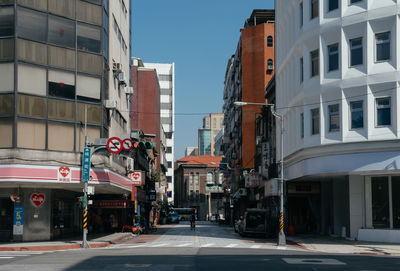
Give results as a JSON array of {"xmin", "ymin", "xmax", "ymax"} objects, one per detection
[
  {"xmin": 122, "ymin": 138, "xmax": 133, "ymax": 151},
  {"xmin": 107, "ymin": 137, "xmax": 123, "ymax": 154}
]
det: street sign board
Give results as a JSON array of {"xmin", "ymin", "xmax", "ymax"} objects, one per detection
[
  {"xmin": 106, "ymin": 137, "xmax": 123, "ymax": 154},
  {"xmin": 122, "ymin": 138, "xmax": 133, "ymax": 151},
  {"xmin": 13, "ymin": 207, "xmax": 23, "ymax": 235},
  {"xmin": 82, "ymin": 147, "xmax": 91, "ymax": 182}
]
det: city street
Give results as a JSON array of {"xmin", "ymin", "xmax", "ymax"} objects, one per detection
[{"xmin": 0, "ymin": 222, "xmax": 399, "ymax": 270}]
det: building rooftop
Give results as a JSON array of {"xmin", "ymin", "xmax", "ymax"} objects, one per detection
[{"xmin": 244, "ymin": 9, "xmax": 275, "ymax": 27}]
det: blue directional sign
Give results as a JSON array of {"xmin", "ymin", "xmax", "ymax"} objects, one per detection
[
  {"xmin": 13, "ymin": 207, "xmax": 23, "ymax": 235},
  {"xmin": 82, "ymin": 147, "xmax": 91, "ymax": 182}
]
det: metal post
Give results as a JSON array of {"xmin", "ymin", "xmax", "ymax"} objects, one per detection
[
  {"xmin": 277, "ymin": 110, "xmax": 286, "ymax": 246},
  {"xmin": 82, "ymin": 105, "xmax": 89, "ymax": 248}
]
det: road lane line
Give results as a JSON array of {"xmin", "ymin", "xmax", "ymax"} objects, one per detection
[
  {"xmin": 225, "ymin": 244, "xmax": 239, "ymax": 248},
  {"xmin": 201, "ymin": 243, "xmax": 215, "ymax": 247},
  {"xmin": 151, "ymin": 243, "xmax": 168, "ymax": 247},
  {"xmin": 126, "ymin": 244, "xmax": 146, "ymax": 248},
  {"xmin": 0, "ymin": 257, "xmax": 14, "ymax": 259}
]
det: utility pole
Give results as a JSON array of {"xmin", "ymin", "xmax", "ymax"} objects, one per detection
[{"xmin": 81, "ymin": 105, "xmax": 90, "ymax": 248}]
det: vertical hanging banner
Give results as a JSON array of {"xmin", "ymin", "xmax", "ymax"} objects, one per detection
[
  {"xmin": 13, "ymin": 207, "xmax": 23, "ymax": 235},
  {"xmin": 82, "ymin": 147, "xmax": 91, "ymax": 182}
]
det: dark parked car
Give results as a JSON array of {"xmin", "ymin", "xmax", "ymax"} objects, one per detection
[{"xmin": 167, "ymin": 212, "xmax": 180, "ymax": 224}]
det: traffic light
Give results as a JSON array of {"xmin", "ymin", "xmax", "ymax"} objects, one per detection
[
  {"xmin": 76, "ymin": 196, "xmax": 87, "ymax": 208},
  {"xmin": 132, "ymin": 141, "xmax": 156, "ymax": 150}
]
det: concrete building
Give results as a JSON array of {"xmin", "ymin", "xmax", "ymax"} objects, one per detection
[
  {"xmin": 143, "ymin": 62, "xmax": 175, "ymax": 204},
  {"xmin": 185, "ymin": 147, "xmax": 198, "ymax": 157},
  {"xmin": 276, "ymin": 0, "xmax": 400, "ymax": 242},
  {"xmin": 0, "ymin": 0, "xmax": 132, "ymax": 242},
  {"xmin": 222, "ymin": 10, "xmax": 275, "ymax": 219},
  {"xmin": 174, "ymin": 155, "xmax": 223, "ymax": 220}
]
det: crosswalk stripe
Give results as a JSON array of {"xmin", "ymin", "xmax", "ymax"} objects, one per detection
[
  {"xmin": 201, "ymin": 243, "xmax": 215, "ymax": 247},
  {"xmin": 250, "ymin": 245, "xmax": 261, "ymax": 249},
  {"xmin": 151, "ymin": 243, "xmax": 168, "ymax": 247},
  {"xmin": 0, "ymin": 257, "xmax": 14, "ymax": 259},
  {"xmin": 176, "ymin": 243, "xmax": 191, "ymax": 247},
  {"xmin": 126, "ymin": 244, "xmax": 146, "ymax": 248},
  {"xmin": 225, "ymin": 244, "xmax": 239, "ymax": 248}
]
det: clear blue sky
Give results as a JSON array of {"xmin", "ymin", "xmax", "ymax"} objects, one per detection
[{"xmin": 131, "ymin": 0, "xmax": 274, "ymax": 160}]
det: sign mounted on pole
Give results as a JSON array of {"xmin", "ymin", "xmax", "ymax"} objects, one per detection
[
  {"xmin": 122, "ymin": 138, "xmax": 133, "ymax": 151},
  {"xmin": 82, "ymin": 147, "xmax": 91, "ymax": 182},
  {"xmin": 106, "ymin": 137, "xmax": 123, "ymax": 154}
]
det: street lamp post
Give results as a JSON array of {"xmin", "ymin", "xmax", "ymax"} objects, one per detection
[{"xmin": 233, "ymin": 101, "xmax": 286, "ymax": 246}]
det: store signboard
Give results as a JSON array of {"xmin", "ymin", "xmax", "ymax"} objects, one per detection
[
  {"xmin": 93, "ymin": 200, "xmax": 127, "ymax": 208},
  {"xmin": 13, "ymin": 207, "xmax": 23, "ymax": 235},
  {"xmin": 81, "ymin": 147, "xmax": 91, "ymax": 182},
  {"xmin": 58, "ymin": 166, "xmax": 71, "ymax": 182},
  {"xmin": 128, "ymin": 171, "xmax": 142, "ymax": 186},
  {"xmin": 264, "ymin": 178, "xmax": 279, "ymax": 197},
  {"xmin": 245, "ymin": 172, "xmax": 260, "ymax": 188}
]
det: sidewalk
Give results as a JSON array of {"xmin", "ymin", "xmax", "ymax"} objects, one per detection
[
  {"xmin": 0, "ymin": 232, "xmax": 133, "ymax": 251},
  {"xmin": 287, "ymin": 235, "xmax": 400, "ymax": 256}
]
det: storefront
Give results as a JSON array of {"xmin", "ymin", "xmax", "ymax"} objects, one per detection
[{"xmin": 0, "ymin": 164, "xmax": 133, "ymax": 241}]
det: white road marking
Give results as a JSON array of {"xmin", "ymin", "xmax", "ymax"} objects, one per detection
[
  {"xmin": 125, "ymin": 244, "xmax": 146, "ymax": 248},
  {"xmin": 225, "ymin": 244, "xmax": 239, "ymax": 248},
  {"xmin": 201, "ymin": 243, "xmax": 215, "ymax": 247},
  {"xmin": 0, "ymin": 257, "xmax": 14, "ymax": 259},
  {"xmin": 282, "ymin": 258, "xmax": 346, "ymax": 265},
  {"xmin": 151, "ymin": 243, "xmax": 168, "ymax": 247},
  {"xmin": 250, "ymin": 245, "xmax": 261, "ymax": 249},
  {"xmin": 176, "ymin": 243, "xmax": 191, "ymax": 247}
]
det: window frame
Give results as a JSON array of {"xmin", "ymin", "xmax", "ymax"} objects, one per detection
[
  {"xmin": 267, "ymin": 36, "xmax": 273, "ymax": 47},
  {"xmin": 350, "ymin": 0, "xmax": 362, "ymax": 4},
  {"xmin": 311, "ymin": 0, "xmax": 319, "ymax": 20},
  {"xmin": 327, "ymin": 43, "xmax": 339, "ymax": 72},
  {"xmin": 328, "ymin": 0, "xmax": 339, "ymax": 12},
  {"xmin": 348, "ymin": 100, "xmax": 363, "ymax": 130},
  {"xmin": 375, "ymin": 31, "xmax": 390, "ymax": 63},
  {"xmin": 310, "ymin": 49, "xmax": 319, "ymax": 77},
  {"xmin": 300, "ymin": 2, "xmax": 303, "ymax": 27},
  {"xmin": 375, "ymin": 97, "xmax": 391, "ymax": 127},
  {"xmin": 300, "ymin": 112, "xmax": 304, "ymax": 138},
  {"xmin": 328, "ymin": 104, "xmax": 340, "ymax": 132},
  {"xmin": 311, "ymin": 108, "xmax": 320, "ymax": 135},
  {"xmin": 350, "ymin": 37, "xmax": 363, "ymax": 67},
  {"xmin": 300, "ymin": 57, "xmax": 304, "ymax": 83}
]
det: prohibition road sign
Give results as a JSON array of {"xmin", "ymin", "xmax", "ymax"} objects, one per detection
[
  {"xmin": 122, "ymin": 138, "xmax": 133, "ymax": 151},
  {"xmin": 107, "ymin": 137, "xmax": 123, "ymax": 154}
]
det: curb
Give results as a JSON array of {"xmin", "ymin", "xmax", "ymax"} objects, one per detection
[{"xmin": 0, "ymin": 234, "xmax": 133, "ymax": 252}]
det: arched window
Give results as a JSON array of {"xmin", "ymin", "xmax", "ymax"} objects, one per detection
[{"xmin": 267, "ymin": 36, "xmax": 273, "ymax": 47}]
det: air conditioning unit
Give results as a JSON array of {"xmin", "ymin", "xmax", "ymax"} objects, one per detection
[
  {"xmin": 126, "ymin": 157, "xmax": 134, "ymax": 172},
  {"xmin": 124, "ymin": 86, "xmax": 133, "ymax": 94},
  {"xmin": 118, "ymin": 71, "xmax": 126, "ymax": 84},
  {"xmin": 105, "ymin": 100, "xmax": 117, "ymax": 109},
  {"xmin": 113, "ymin": 62, "xmax": 122, "ymax": 73}
]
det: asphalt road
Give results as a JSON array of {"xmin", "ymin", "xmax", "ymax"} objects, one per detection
[{"xmin": 0, "ymin": 222, "xmax": 399, "ymax": 270}]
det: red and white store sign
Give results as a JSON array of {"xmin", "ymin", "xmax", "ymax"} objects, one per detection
[
  {"xmin": 0, "ymin": 164, "xmax": 133, "ymax": 191},
  {"xmin": 127, "ymin": 171, "xmax": 142, "ymax": 186},
  {"xmin": 30, "ymin": 193, "xmax": 45, "ymax": 208},
  {"xmin": 93, "ymin": 200, "xmax": 127, "ymax": 208},
  {"xmin": 58, "ymin": 166, "xmax": 71, "ymax": 182}
]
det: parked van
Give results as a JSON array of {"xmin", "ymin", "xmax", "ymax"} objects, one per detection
[{"xmin": 239, "ymin": 208, "xmax": 268, "ymax": 237}]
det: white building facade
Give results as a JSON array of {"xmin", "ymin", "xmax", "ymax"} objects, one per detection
[
  {"xmin": 143, "ymin": 62, "xmax": 175, "ymax": 203},
  {"xmin": 276, "ymin": 0, "xmax": 400, "ymax": 242}
]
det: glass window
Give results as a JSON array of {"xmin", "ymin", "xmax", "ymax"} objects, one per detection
[
  {"xmin": 77, "ymin": 74, "xmax": 101, "ymax": 100},
  {"xmin": 310, "ymin": 49, "xmax": 319, "ymax": 77},
  {"xmin": 103, "ymin": 31, "xmax": 108, "ymax": 59},
  {"xmin": 77, "ymin": 52, "xmax": 102, "ymax": 75},
  {"xmin": 0, "ymin": 63, "xmax": 14, "ymax": 91},
  {"xmin": 48, "ymin": 0, "xmax": 75, "ymax": 19},
  {"xmin": 48, "ymin": 15, "xmax": 75, "ymax": 48},
  {"xmin": 103, "ymin": 9, "xmax": 108, "ymax": 32},
  {"xmin": 267, "ymin": 36, "xmax": 273, "ymax": 47},
  {"xmin": 350, "ymin": 101, "xmax": 363, "ymax": 129},
  {"xmin": 77, "ymin": 23, "xmax": 101, "ymax": 53},
  {"xmin": 17, "ymin": 118, "xmax": 45, "ymax": 149},
  {"xmin": 76, "ymin": 125, "xmax": 100, "ymax": 152},
  {"xmin": 77, "ymin": 103, "xmax": 101, "ymax": 124},
  {"xmin": 300, "ymin": 113, "xmax": 304, "ymax": 138},
  {"xmin": 0, "ymin": 94, "xmax": 13, "ymax": 115},
  {"xmin": 299, "ymin": 2, "xmax": 303, "ymax": 26},
  {"xmin": 18, "ymin": 0, "xmax": 47, "ymax": 11},
  {"xmin": 0, "ymin": 38, "xmax": 14, "ymax": 60},
  {"xmin": 17, "ymin": 94, "xmax": 46, "ymax": 118},
  {"xmin": 18, "ymin": 39, "xmax": 47, "ymax": 65},
  {"xmin": 328, "ymin": 43, "xmax": 339, "ymax": 71},
  {"xmin": 0, "ymin": 0, "xmax": 14, "ymax": 4},
  {"xmin": 190, "ymin": 173, "xmax": 193, "ymax": 185},
  {"xmin": 311, "ymin": 0, "xmax": 318, "ymax": 19},
  {"xmin": 195, "ymin": 173, "xmax": 199, "ymax": 185},
  {"xmin": 328, "ymin": 104, "xmax": 340, "ymax": 132},
  {"xmin": 0, "ymin": 7, "xmax": 14, "ymax": 37},
  {"xmin": 376, "ymin": 32, "xmax": 390, "ymax": 62},
  {"xmin": 311, "ymin": 108, "xmax": 319, "ymax": 135},
  {"xmin": 350, "ymin": 37, "xmax": 363, "ymax": 66},
  {"xmin": 18, "ymin": 64, "xmax": 46, "ymax": 96},
  {"xmin": 113, "ymin": 16, "xmax": 117, "ymax": 33},
  {"xmin": 328, "ymin": 0, "xmax": 338, "ymax": 11},
  {"xmin": 392, "ymin": 177, "xmax": 400, "ymax": 229},
  {"xmin": 77, "ymin": 1, "xmax": 102, "ymax": 25},
  {"xmin": 48, "ymin": 70, "xmax": 75, "ymax": 99},
  {"xmin": 207, "ymin": 173, "xmax": 213, "ymax": 185},
  {"xmin": 376, "ymin": 97, "xmax": 391, "ymax": 126},
  {"xmin": 371, "ymin": 176, "xmax": 389, "ymax": 229},
  {"xmin": 0, "ymin": 118, "xmax": 12, "ymax": 148},
  {"xmin": 48, "ymin": 45, "xmax": 75, "ymax": 70},
  {"xmin": 103, "ymin": 0, "xmax": 108, "ymax": 12},
  {"xmin": 48, "ymin": 122, "xmax": 74, "ymax": 151},
  {"xmin": 48, "ymin": 99, "xmax": 75, "ymax": 121},
  {"xmin": 350, "ymin": 0, "xmax": 362, "ymax": 4},
  {"xmin": 300, "ymin": 57, "xmax": 303, "ymax": 82},
  {"xmin": 17, "ymin": 7, "xmax": 46, "ymax": 42}
]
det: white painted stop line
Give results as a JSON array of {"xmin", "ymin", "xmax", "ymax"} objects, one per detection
[{"xmin": 282, "ymin": 258, "xmax": 346, "ymax": 265}]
